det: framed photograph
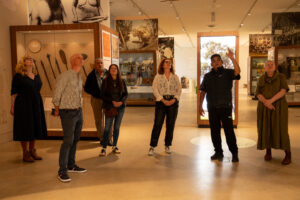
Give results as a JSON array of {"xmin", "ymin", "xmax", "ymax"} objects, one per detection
[
  {"xmin": 158, "ymin": 37, "xmax": 174, "ymax": 59},
  {"xmin": 272, "ymin": 12, "xmax": 300, "ymax": 46},
  {"xmin": 115, "ymin": 18, "xmax": 158, "ymax": 51},
  {"xmin": 28, "ymin": 0, "xmax": 109, "ymax": 25},
  {"xmin": 249, "ymin": 34, "xmax": 273, "ymax": 56}
]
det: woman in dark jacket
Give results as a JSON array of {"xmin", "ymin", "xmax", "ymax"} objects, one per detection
[
  {"xmin": 99, "ymin": 64, "xmax": 128, "ymax": 156},
  {"xmin": 10, "ymin": 55, "xmax": 47, "ymax": 162}
]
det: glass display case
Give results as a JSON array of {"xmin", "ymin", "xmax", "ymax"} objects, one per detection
[
  {"xmin": 10, "ymin": 23, "xmax": 118, "ymax": 137},
  {"xmin": 197, "ymin": 31, "xmax": 239, "ymax": 127},
  {"xmin": 275, "ymin": 45, "xmax": 300, "ymax": 106},
  {"xmin": 119, "ymin": 50, "xmax": 157, "ymax": 105},
  {"xmin": 248, "ymin": 56, "xmax": 268, "ymax": 96}
]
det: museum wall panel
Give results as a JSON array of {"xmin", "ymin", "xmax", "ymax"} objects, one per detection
[{"xmin": 0, "ymin": 1, "xmax": 28, "ymax": 143}]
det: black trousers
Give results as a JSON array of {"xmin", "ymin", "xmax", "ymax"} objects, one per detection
[
  {"xmin": 150, "ymin": 101, "xmax": 178, "ymax": 147},
  {"xmin": 208, "ymin": 106, "xmax": 238, "ymax": 154}
]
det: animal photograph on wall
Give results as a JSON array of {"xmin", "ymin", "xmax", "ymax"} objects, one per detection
[
  {"xmin": 272, "ymin": 12, "xmax": 300, "ymax": 46},
  {"xmin": 158, "ymin": 37, "xmax": 174, "ymax": 59},
  {"xmin": 28, "ymin": 0, "xmax": 109, "ymax": 25},
  {"xmin": 249, "ymin": 34, "xmax": 273, "ymax": 55},
  {"xmin": 116, "ymin": 18, "xmax": 158, "ymax": 51}
]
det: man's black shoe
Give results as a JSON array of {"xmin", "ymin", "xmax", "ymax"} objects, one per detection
[
  {"xmin": 232, "ymin": 154, "xmax": 239, "ymax": 163},
  {"xmin": 210, "ymin": 152, "xmax": 224, "ymax": 161}
]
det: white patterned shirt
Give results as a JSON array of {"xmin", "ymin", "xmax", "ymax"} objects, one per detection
[
  {"xmin": 52, "ymin": 69, "xmax": 82, "ymax": 109},
  {"xmin": 152, "ymin": 73, "xmax": 182, "ymax": 101}
]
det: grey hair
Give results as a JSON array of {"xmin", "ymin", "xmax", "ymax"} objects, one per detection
[{"xmin": 95, "ymin": 58, "xmax": 103, "ymax": 62}]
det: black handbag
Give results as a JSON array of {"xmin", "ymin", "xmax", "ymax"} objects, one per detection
[{"xmin": 105, "ymin": 107, "xmax": 118, "ymax": 117}]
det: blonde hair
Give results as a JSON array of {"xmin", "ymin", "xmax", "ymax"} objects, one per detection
[{"xmin": 15, "ymin": 55, "xmax": 37, "ymax": 76}]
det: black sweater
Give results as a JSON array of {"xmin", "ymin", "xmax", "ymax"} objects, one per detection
[
  {"xmin": 84, "ymin": 69, "xmax": 106, "ymax": 98},
  {"xmin": 101, "ymin": 78, "xmax": 128, "ymax": 109}
]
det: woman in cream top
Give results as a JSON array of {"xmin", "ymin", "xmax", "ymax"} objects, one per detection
[{"xmin": 148, "ymin": 58, "xmax": 182, "ymax": 156}]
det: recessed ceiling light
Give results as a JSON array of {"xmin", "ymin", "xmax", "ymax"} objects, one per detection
[
  {"xmin": 240, "ymin": 23, "xmax": 244, "ymax": 27},
  {"xmin": 248, "ymin": 12, "xmax": 251, "ymax": 16}
]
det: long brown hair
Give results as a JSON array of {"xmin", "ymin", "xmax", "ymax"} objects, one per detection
[
  {"xmin": 104, "ymin": 64, "xmax": 125, "ymax": 92},
  {"xmin": 157, "ymin": 58, "xmax": 174, "ymax": 74}
]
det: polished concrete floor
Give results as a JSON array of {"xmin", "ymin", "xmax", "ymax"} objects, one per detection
[{"xmin": 1, "ymin": 89, "xmax": 300, "ymax": 200}]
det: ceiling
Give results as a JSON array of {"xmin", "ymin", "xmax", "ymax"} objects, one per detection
[{"xmin": 110, "ymin": 0, "xmax": 300, "ymax": 47}]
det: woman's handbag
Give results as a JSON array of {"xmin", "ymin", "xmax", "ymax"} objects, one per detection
[{"xmin": 105, "ymin": 107, "xmax": 118, "ymax": 117}]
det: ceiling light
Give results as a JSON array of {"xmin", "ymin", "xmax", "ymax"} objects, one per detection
[
  {"xmin": 176, "ymin": 16, "xmax": 180, "ymax": 20},
  {"xmin": 248, "ymin": 12, "xmax": 251, "ymax": 16},
  {"xmin": 138, "ymin": 11, "xmax": 142, "ymax": 15},
  {"xmin": 240, "ymin": 23, "xmax": 244, "ymax": 27}
]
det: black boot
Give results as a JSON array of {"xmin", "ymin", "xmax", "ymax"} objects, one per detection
[
  {"xmin": 232, "ymin": 153, "xmax": 239, "ymax": 163},
  {"xmin": 210, "ymin": 152, "xmax": 224, "ymax": 161}
]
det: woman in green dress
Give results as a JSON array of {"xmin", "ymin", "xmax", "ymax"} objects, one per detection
[{"xmin": 256, "ymin": 60, "xmax": 291, "ymax": 165}]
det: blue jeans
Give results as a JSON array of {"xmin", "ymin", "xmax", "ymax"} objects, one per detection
[
  {"xmin": 58, "ymin": 109, "xmax": 83, "ymax": 174},
  {"xmin": 102, "ymin": 106, "xmax": 125, "ymax": 148}
]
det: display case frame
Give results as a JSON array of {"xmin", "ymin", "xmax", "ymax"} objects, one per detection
[
  {"xmin": 197, "ymin": 31, "xmax": 239, "ymax": 128},
  {"xmin": 275, "ymin": 45, "xmax": 300, "ymax": 106},
  {"xmin": 248, "ymin": 56, "xmax": 268, "ymax": 96},
  {"xmin": 10, "ymin": 23, "xmax": 118, "ymax": 137}
]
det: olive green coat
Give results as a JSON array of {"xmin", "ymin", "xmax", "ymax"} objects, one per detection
[{"xmin": 255, "ymin": 71, "xmax": 290, "ymax": 150}]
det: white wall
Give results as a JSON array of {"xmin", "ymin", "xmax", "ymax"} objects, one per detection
[{"xmin": 0, "ymin": 0, "xmax": 28, "ymax": 143}]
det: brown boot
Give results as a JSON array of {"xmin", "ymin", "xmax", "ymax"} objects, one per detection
[
  {"xmin": 23, "ymin": 151, "xmax": 34, "ymax": 162},
  {"xmin": 264, "ymin": 148, "xmax": 272, "ymax": 161},
  {"xmin": 30, "ymin": 149, "xmax": 42, "ymax": 160},
  {"xmin": 282, "ymin": 150, "xmax": 291, "ymax": 165}
]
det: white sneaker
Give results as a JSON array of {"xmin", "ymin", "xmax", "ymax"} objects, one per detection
[
  {"xmin": 148, "ymin": 147, "xmax": 155, "ymax": 156},
  {"xmin": 165, "ymin": 146, "xmax": 171, "ymax": 154},
  {"xmin": 99, "ymin": 148, "xmax": 106, "ymax": 156},
  {"xmin": 112, "ymin": 146, "xmax": 121, "ymax": 154}
]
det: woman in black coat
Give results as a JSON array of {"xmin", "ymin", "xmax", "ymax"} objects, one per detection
[
  {"xmin": 10, "ymin": 55, "xmax": 47, "ymax": 162},
  {"xmin": 99, "ymin": 64, "xmax": 128, "ymax": 156}
]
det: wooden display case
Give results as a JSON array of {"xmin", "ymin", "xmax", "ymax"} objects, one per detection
[
  {"xmin": 10, "ymin": 23, "xmax": 119, "ymax": 137},
  {"xmin": 197, "ymin": 31, "xmax": 239, "ymax": 127},
  {"xmin": 275, "ymin": 45, "xmax": 300, "ymax": 106}
]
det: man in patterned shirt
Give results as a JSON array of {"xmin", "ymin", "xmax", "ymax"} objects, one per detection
[{"xmin": 53, "ymin": 53, "xmax": 87, "ymax": 182}]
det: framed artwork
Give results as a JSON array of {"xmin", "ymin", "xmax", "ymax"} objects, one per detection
[
  {"xmin": 119, "ymin": 50, "xmax": 157, "ymax": 105},
  {"xmin": 115, "ymin": 18, "xmax": 158, "ymax": 51},
  {"xmin": 272, "ymin": 12, "xmax": 300, "ymax": 46},
  {"xmin": 101, "ymin": 30, "xmax": 111, "ymax": 69},
  {"xmin": 28, "ymin": 0, "xmax": 109, "ymax": 25},
  {"xmin": 111, "ymin": 34, "xmax": 119, "ymax": 65},
  {"xmin": 158, "ymin": 37, "xmax": 174, "ymax": 59},
  {"xmin": 249, "ymin": 34, "xmax": 273, "ymax": 56}
]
